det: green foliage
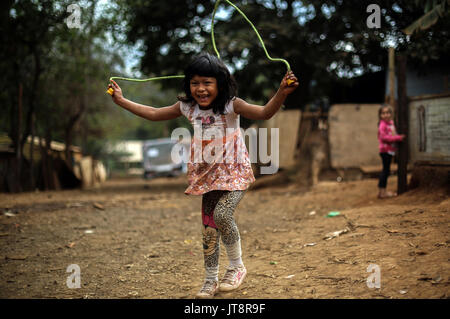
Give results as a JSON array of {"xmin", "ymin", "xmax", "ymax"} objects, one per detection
[
  {"xmin": 1, "ymin": 0, "xmax": 184, "ymax": 167},
  {"xmin": 2, "ymin": 0, "xmax": 448, "ymax": 176},
  {"xmin": 120, "ymin": 0, "xmax": 449, "ymax": 111}
]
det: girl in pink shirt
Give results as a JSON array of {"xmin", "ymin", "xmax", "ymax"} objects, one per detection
[
  {"xmin": 108, "ymin": 53, "xmax": 299, "ymax": 298},
  {"xmin": 377, "ymin": 105, "xmax": 405, "ymax": 198}
]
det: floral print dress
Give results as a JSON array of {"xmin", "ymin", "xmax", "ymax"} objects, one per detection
[{"xmin": 180, "ymin": 100, "xmax": 255, "ymax": 195}]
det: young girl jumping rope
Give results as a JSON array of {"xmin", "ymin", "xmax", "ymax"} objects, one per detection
[
  {"xmin": 377, "ymin": 104, "xmax": 406, "ymax": 199},
  {"xmin": 108, "ymin": 53, "xmax": 298, "ymax": 298}
]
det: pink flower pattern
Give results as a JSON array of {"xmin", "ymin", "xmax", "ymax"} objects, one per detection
[{"xmin": 182, "ymin": 103, "xmax": 255, "ymax": 195}]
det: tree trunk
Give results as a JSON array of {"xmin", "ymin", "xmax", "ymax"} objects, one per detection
[
  {"xmin": 395, "ymin": 54, "xmax": 408, "ymax": 195},
  {"xmin": 15, "ymin": 83, "xmax": 23, "ymax": 192},
  {"xmin": 19, "ymin": 47, "xmax": 42, "ymax": 192},
  {"xmin": 21, "ymin": 49, "xmax": 41, "ymax": 149},
  {"xmin": 65, "ymin": 96, "xmax": 85, "ymax": 170},
  {"xmin": 30, "ymin": 112, "xmax": 36, "ymax": 190}
]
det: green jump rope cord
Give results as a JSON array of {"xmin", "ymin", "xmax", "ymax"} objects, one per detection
[
  {"xmin": 211, "ymin": 0, "xmax": 290, "ymax": 71},
  {"xmin": 109, "ymin": 0, "xmax": 290, "ymax": 84},
  {"xmin": 109, "ymin": 75, "xmax": 184, "ymax": 82}
]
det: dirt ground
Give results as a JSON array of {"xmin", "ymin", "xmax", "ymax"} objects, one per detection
[{"xmin": 0, "ymin": 173, "xmax": 448, "ymax": 299}]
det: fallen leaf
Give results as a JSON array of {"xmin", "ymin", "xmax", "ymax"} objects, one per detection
[
  {"xmin": 6, "ymin": 255, "xmax": 27, "ymax": 260},
  {"xmin": 418, "ymin": 276, "xmax": 432, "ymax": 281},
  {"xmin": 256, "ymin": 273, "xmax": 276, "ymax": 278},
  {"xmin": 324, "ymin": 228, "xmax": 349, "ymax": 240},
  {"xmin": 431, "ymin": 275, "xmax": 442, "ymax": 284},
  {"xmin": 93, "ymin": 203, "xmax": 104, "ymax": 210},
  {"xmin": 329, "ymin": 256, "xmax": 346, "ymax": 264},
  {"xmin": 67, "ymin": 202, "xmax": 83, "ymax": 208}
]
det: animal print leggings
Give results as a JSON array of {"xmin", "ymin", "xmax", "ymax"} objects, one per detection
[{"xmin": 201, "ymin": 190, "xmax": 245, "ymax": 274}]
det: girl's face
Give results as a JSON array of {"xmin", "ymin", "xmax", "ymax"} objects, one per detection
[
  {"xmin": 190, "ymin": 75, "xmax": 218, "ymax": 108},
  {"xmin": 380, "ymin": 107, "xmax": 392, "ymax": 121}
]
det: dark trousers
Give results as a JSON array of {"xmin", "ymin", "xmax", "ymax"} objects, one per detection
[{"xmin": 378, "ymin": 153, "xmax": 392, "ymax": 188}]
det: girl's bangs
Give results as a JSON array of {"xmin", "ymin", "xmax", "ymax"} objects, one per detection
[{"xmin": 186, "ymin": 56, "xmax": 219, "ymax": 79}]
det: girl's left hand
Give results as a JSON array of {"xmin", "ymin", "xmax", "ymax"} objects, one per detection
[{"xmin": 279, "ymin": 71, "xmax": 299, "ymax": 95}]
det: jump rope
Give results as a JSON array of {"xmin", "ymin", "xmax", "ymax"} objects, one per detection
[{"xmin": 106, "ymin": 0, "xmax": 293, "ymax": 96}]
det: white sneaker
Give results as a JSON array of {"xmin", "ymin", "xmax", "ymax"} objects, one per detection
[
  {"xmin": 195, "ymin": 279, "xmax": 219, "ymax": 299},
  {"xmin": 219, "ymin": 265, "xmax": 247, "ymax": 292}
]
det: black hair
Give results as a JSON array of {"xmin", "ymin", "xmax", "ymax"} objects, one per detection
[{"xmin": 178, "ymin": 52, "xmax": 237, "ymax": 114}]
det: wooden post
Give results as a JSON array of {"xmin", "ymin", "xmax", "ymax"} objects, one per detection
[
  {"xmin": 388, "ymin": 47, "xmax": 396, "ymax": 109},
  {"xmin": 396, "ymin": 54, "xmax": 408, "ymax": 194}
]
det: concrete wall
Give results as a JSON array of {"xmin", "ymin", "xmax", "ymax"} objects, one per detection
[
  {"xmin": 409, "ymin": 95, "xmax": 450, "ymax": 164},
  {"xmin": 328, "ymin": 104, "xmax": 380, "ymax": 168},
  {"xmin": 260, "ymin": 109, "xmax": 302, "ymax": 169}
]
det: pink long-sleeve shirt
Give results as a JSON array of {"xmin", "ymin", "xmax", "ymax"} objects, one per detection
[{"xmin": 378, "ymin": 119, "xmax": 403, "ymax": 154}]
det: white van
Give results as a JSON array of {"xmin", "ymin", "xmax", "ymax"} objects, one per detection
[{"xmin": 142, "ymin": 138, "xmax": 188, "ymax": 179}]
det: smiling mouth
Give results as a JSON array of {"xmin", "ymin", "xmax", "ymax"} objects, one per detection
[{"xmin": 197, "ymin": 95, "xmax": 210, "ymax": 103}]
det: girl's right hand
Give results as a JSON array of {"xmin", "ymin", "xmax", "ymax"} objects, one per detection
[{"xmin": 108, "ymin": 80, "xmax": 123, "ymax": 104}]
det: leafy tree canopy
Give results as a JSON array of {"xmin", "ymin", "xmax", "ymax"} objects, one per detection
[{"xmin": 120, "ymin": 0, "xmax": 449, "ymax": 110}]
